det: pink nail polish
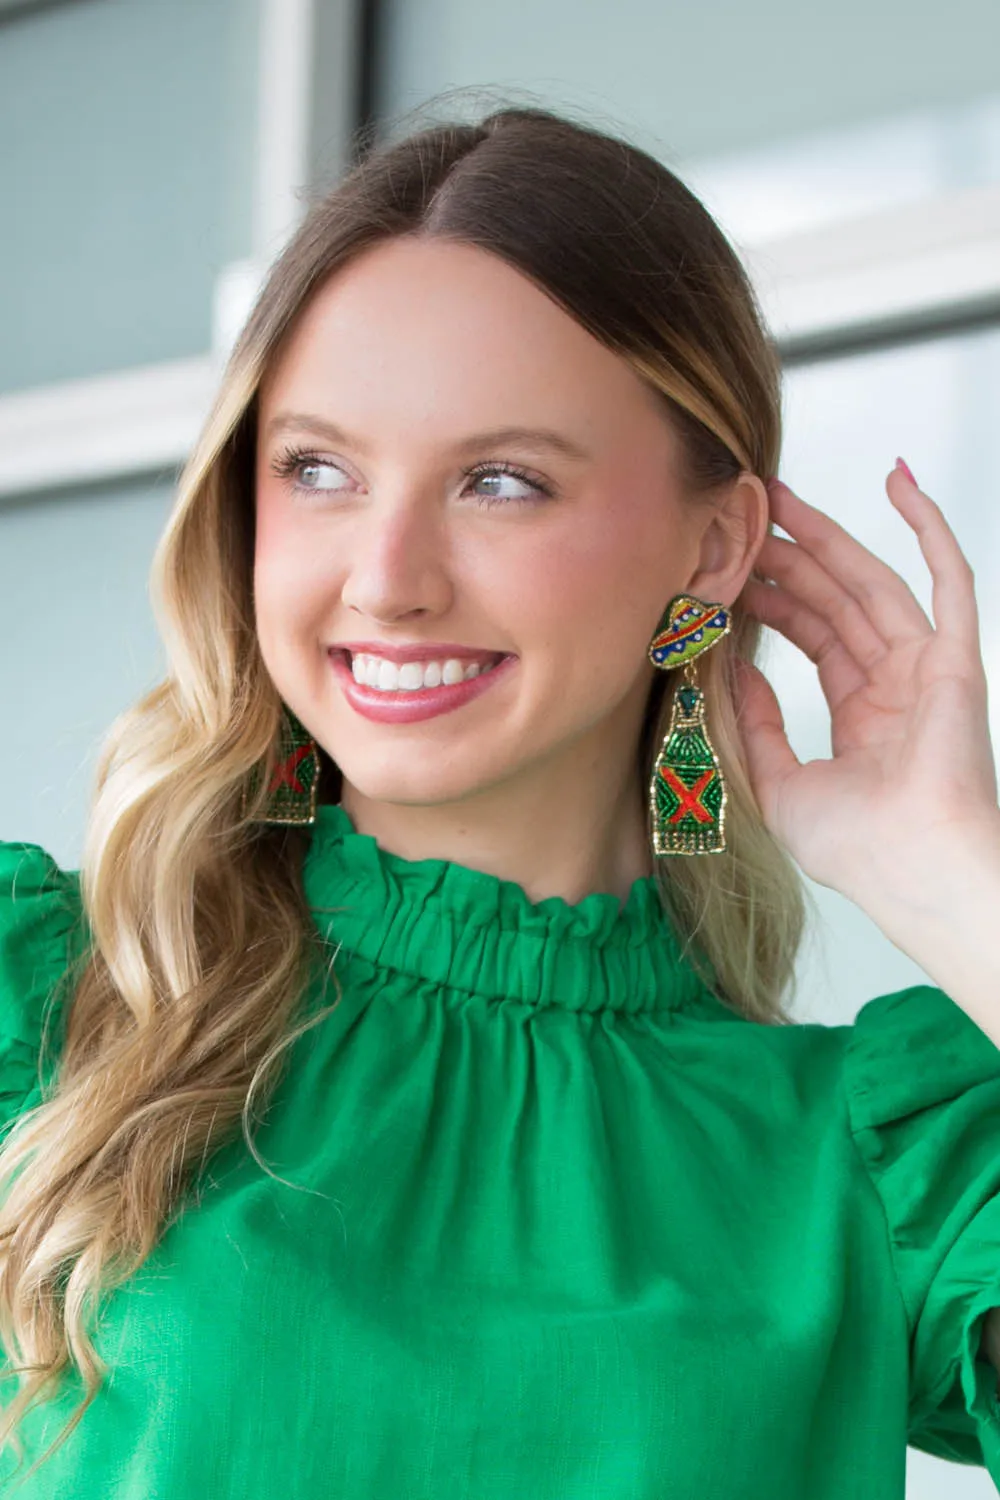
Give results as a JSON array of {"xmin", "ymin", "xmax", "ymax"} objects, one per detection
[{"xmin": 895, "ymin": 456, "xmax": 918, "ymax": 485}]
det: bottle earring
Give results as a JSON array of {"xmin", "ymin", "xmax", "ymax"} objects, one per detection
[
  {"xmin": 242, "ymin": 706, "xmax": 321, "ymax": 825},
  {"xmin": 647, "ymin": 594, "xmax": 732, "ymax": 856}
]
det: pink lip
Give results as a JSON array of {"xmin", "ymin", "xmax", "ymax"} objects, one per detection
[{"xmin": 329, "ymin": 649, "xmax": 517, "ymax": 724}]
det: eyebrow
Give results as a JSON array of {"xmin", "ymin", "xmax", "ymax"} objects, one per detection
[{"xmin": 263, "ymin": 412, "xmax": 593, "ymax": 463}]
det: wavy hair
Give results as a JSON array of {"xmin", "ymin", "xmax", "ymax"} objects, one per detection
[{"xmin": 0, "ymin": 99, "xmax": 807, "ymax": 1481}]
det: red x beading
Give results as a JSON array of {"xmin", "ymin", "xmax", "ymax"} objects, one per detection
[
  {"xmin": 268, "ymin": 744, "xmax": 312, "ymax": 795},
  {"xmin": 659, "ymin": 765, "xmax": 715, "ymax": 825}
]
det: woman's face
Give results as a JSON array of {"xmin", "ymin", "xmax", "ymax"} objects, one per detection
[{"xmin": 253, "ymin": 236, "xmax": 763, "ymax": 821}]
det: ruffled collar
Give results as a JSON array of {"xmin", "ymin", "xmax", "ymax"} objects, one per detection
[{"xmin": 302, "ymin": 803, "xmax": 714, "ymax": 1014}]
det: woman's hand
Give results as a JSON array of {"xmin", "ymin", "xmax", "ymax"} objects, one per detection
[{"xmin": 734, "ymin": 461, "xmax": 1000, "ymax": 909}]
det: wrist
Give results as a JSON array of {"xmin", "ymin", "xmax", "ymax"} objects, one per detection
[{"xmin": 852, "ymin": 813, "xmax": 1000, "ymax": 985}]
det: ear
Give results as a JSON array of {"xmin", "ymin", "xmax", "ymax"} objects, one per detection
[{"xmin": 684, "ymin": 472, "xmax": 770, "ymax": 607}]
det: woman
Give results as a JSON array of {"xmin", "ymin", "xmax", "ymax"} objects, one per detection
[{"xmin": 1, "ymin": 103, "xmax": 999, "ymax": 1497}]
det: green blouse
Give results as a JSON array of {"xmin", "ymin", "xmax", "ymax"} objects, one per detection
[{"xmin": 2, "ymin": 802, "xmax": 1000, "ymax": 1497}]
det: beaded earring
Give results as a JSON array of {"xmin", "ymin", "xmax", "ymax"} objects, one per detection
[
  {"xmin": 242, "ymin": 707, "xmax": 321, "ymax": 826},
  {"xmin": 646, "ymin": 594, "xmax": 732, "ymax": 856}
]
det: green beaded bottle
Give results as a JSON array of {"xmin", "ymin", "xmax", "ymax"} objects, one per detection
[{"xmin": 646, "ymin": 595, "xmax": 731, "ymax": 856}]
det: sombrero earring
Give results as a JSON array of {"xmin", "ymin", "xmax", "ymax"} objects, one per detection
[
  {"xmin": 647, "ymin": 594, "xmax": 732, "ymax": 856},
  {"xmin": 241, "ymin": 706, "xmax": 321, "ymax": 826}
]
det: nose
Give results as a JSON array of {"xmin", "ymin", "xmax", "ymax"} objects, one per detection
[{"xmin": 339, "ymin": 488, "xmax": 453, "ymax": 623}]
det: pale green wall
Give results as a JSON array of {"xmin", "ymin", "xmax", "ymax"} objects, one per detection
[
  {"xmin": 0, "ymin": 474, "xmax": 174, "ymax": 869},
  {"xmin": 0, "ymin": 0, "xmax": 259, "ymax": 394},
  {"xmin": 0, "ymin": 0, "xmax": 260, "ymax": 863},
  {"xmin": 376, "ymin": 0, "xmax": 1000, "ymax": 167}
]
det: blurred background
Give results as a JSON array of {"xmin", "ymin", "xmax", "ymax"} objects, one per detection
[{"xmin": 0, "ymin": 10, "xmax": 998, "ymax": 1485}]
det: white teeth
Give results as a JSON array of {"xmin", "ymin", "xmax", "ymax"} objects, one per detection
[{"xmin": 349, "ymin": 653, "xmax": 499, "ymax": 692}]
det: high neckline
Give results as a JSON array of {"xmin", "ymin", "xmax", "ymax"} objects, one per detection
[{"xmin": 301, "ymin": 803, "xmax": 715, "ymax": 1014}]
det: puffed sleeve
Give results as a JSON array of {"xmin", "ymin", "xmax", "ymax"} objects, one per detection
[
  {"xmin": 0, "ymin": 840, "xmax": 86, "ymax": 1138},
  {"xmin": 844, "ymin": 981, "xmax": 1000, "ymax": 1473}
]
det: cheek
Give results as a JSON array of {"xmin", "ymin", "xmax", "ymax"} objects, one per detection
[
  {"xmin": 253, "ymin": 498, "xmax": 335, "ymax": 647},
  {"xmin": 507, "ymin": 516, "xmax": 649, "ymax": 657},
  {"xmin": 489, "ymin": 534, "xmax": 651, "ymax": 720}
]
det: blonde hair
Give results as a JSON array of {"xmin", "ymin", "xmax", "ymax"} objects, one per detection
[{"xmin": 0, "ymin": 101, "xmax": 807, "ymax": 1481}]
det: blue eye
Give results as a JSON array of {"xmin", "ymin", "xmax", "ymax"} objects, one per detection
[
  {"xmin": 267, "ymin": 446, "xmax": 556, "ymax": 506},
  {"xmin": 269, "ymin": 446, "xmax": 351, "ymax": 495},
  {"xmin": 462, "ymin": 462, "xmax": 554, "ymax": 507}
]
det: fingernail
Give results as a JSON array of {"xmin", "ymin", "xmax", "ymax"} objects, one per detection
[{"xmin": 895, "ymin": 456, "xmax": 918, "ymax": 485}]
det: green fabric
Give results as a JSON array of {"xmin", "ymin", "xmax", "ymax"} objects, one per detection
[{"xmin": 1, "ymin": 804, "xmax": 1000, "ymax": 1496}]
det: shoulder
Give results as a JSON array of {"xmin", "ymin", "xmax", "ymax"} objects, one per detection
[
  {"xmin": 838, "ymin": 983, "xmax": 1000, "ymax": 1460},
  {"xmin": 843, "ymin": 982, "xmax": 1000, "ymax": 1132},
  {"xmin": 0, "ymin": 840, "xmax": 86, "ymax": 1132}
]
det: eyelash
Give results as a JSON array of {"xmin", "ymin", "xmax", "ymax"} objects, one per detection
[{"xmin": 268, "ymin": 444, "xmax": 555, "ymax": 507}]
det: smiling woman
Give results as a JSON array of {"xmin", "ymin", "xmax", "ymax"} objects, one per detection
[
  {"xmin": 249, "ymin": 231, "xmax": 767, "ymax": 877},
  {"xmin": 1, "ymin": 101, "xmax": 1000, "ymax": 1500}
]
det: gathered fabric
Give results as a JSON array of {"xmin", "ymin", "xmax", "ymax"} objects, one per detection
[{"xmin": 0, "ymin": 806, "xmax": 999, "ymax": 1496}]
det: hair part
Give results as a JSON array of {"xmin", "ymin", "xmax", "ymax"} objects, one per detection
[{"xmin": 0, "ymin": 99, "xmax": 808, "ymax": 1481}]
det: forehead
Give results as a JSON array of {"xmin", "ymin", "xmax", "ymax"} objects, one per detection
[{"xmin": 257, "ymin": 237, "xmax": 673, "ymax": 454}]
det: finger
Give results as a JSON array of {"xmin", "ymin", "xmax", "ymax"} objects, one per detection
[
  {"xmin": 754, "ymin": 533, "xmax": 889, "ymax": 672},
  {"xmin": 742, "ymin": 576, "xmax": 869, "ymax": 715},
  {"xmin": 767, "ymin": 479, "xmax": 933, "ymax": 647},
  {"xmin": 886, "ymin": 464, "xmax": 982, "ymax": 657},
  {"xmin": 731, "ymin": 656, "xmax": 800, "ymax": 819}
]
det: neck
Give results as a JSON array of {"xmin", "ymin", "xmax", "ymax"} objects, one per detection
[{"xmin": 338, "ymin": 771, "xmax": 653, "ymax": 910}]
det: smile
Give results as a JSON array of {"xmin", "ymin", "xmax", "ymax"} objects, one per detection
[{"xmin": 329, "ymin": 649, "xmax": 517, "ymax": 724}]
